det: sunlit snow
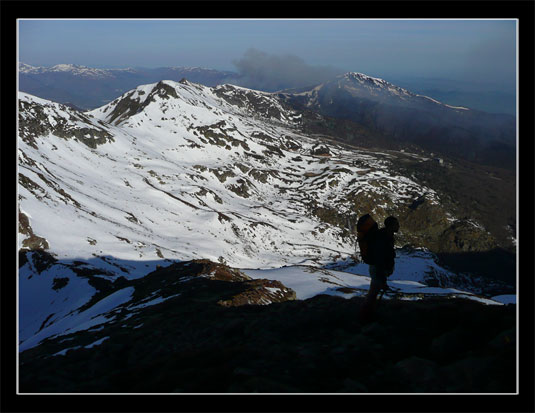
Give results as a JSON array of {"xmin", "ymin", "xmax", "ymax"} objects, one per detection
[{"xmin": 17, "ymin": 80, "xmax": 512, "ymax": 352}]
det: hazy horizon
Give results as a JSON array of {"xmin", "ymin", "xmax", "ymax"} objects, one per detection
[
  {"xmin": 19, "ymin": 19, "xmax": 516, "ymax": 90},
  {"xmin": 18, "ymin": 19, "xmax": 518, "ymax": 114}
]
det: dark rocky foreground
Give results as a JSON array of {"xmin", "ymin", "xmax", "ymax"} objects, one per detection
[{"xmin": 19, "ymin": 261, "xmax": 516, "ymax": 394}]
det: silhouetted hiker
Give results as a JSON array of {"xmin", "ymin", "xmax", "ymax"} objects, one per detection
[{"xmin": 359, "ymin": 216, "xmax": 399, "ymax": 323}]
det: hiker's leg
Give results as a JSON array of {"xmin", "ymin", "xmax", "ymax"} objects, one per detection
[
  {"xmin": 377, "ymin": 272, "xmax": 388, "ymax": 293},
  {"xmin": 367, "ymin": 264, "xmax": 377, "ymax": 296},
  {"xmin": 360, "ymin": 266, "xmax": 384, "ymax": 321},
  {"xmin": 366, "ymin": 279, "xmax": 382, "ymax": 300},
  {"xmin": 362, "ymin": 275, "xmax": 382, "ymax": 311},
  {"xmin": 366, "ymin": 270, "xmax": 387, "ymax": 308},
  {"xmin": 366, "ymin": 265, "xmax": 385, "ymax": 300}
]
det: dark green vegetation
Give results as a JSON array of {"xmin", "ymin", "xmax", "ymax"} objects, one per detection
[{"xmin": 19, "ymin": 261, "xmax": 516, "ymax": 394}]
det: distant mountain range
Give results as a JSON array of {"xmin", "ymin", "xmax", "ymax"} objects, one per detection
[
  {"xmin": 19, "ymin": 63, "xmax": 239, "ymax": 110},
  {"xmin": 19, "ymin": 63, "xmax": 516, "ymax": 170}
]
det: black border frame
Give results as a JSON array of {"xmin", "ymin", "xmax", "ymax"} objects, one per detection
[{"xmin": 2, "ymin": 1, "xmax": 534, "ymax": 412}]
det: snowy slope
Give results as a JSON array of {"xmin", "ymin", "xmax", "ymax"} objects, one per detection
[
  {"xmin": 19, "ymin": 253, "xmax": 506, "ymax": 353},
  {"xmin": 284, "ymin": 72, "xmax": 470, "ymax": 112},
  {"xmin": 242, "ymin": 265, "xmax": 502, "ymax": 305},
  {"xmin": 278, "ymin": 70, "xmax": 516, "ymax": 173},
  {"xmin": 19, "ymin": 80, "xmax": 447, "ymax": 269},
  {"xmin": 19, "ymin": 252, "xmax": 507, "ymax": 353},
  {"xmin": 18, "ymin": 79, "xmax": 512, "ymax": 352},
  {"xmin": 342, "ymin": 72, "xmax": 469, "ymax": 110}
]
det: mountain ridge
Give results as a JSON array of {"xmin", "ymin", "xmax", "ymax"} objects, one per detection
[
  {"xmin": 19, "ymin": 61, "xmax": 516, "ymax": 169},
  {"xmin": 19, "ymin": 62, "xmax": 240, "ymax": 110},
  {"xmin": 18, "ymin": 79, "xmax": 516, "ymax": 357},
  {"xmin": 18, "ymin": 79, "xmax": 516, "ymax": 263}
]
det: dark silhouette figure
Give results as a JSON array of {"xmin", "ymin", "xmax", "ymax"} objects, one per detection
[{"xmin": 359, "ymin": 216, "xmax": 399, "ymax": 323}]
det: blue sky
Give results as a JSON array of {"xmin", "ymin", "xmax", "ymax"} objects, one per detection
[{"xmin": 18, "ymin": 19, "xmax": 517, "ymax": 90}]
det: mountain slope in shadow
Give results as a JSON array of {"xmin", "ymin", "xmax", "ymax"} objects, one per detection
[{"xmin": 19, "ymin": 260, "xmax": 516, "ymax": 394}]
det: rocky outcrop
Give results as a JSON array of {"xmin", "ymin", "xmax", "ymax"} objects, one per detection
[
  {"xmin": 437, "ymin": 221, "xmax": 496, "ymax": 253},
  {"xmin": 213, "ymin": 84, "xmax": 301, "ymax": 124},
  {"xmin": 310, "ymin": 144, "xmax": 331, "ymax": 157},
  {"xmin": 218, "ymin": 278, "xmax": 296, "ymax": 307},
  {"xmin": 139, "ymin": 259, "xmax": 296, "ymax": 307},
  {"xmin": 19, "ymin": 210, "xmax": 49, "ymax": 251},
  {"xmin": 19, "ymin": 96, "xmax": 114, "ymax": 149},
  {"xmin": 19, "ymin": 249, "xmax": 57, "ymax": 274}
]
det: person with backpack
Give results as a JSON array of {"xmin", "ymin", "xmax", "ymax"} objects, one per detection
[{"xmin": 357, "ymin": 215, "xmax": 400, "ymax": 322}]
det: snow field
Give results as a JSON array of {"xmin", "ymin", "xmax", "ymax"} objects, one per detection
[{"xmin": 18, "ymin": 81, "xmax": 513, "ymax": 353}]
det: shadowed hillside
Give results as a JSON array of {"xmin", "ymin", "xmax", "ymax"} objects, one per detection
[{"xmin": 19, "ymin": 261, "xmax": 516, "ymax": 394}]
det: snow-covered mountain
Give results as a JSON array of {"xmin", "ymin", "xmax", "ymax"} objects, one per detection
[
  {"xmin": 19, "ymin": 62, "xmax": 516, "ymax": 168},
  {"xmin": 19, "ymin": 63, "xmax": 120, "ymax": 78},
  {"xmin": 278, "ymin": 72, "xmax": 516, "ymax": 169},
  {"xmin": 18, "ymin": 79, "xmax": 515, "ymax": 355},
  {"xmin": 19, "ymin": 79, "xmax": 458, "ymax": 268},
  {"xmin": 19, "ymin": 62, "xmax": 225, "ymax": 79},
  {"xmin": 288, "ymin": 72, "xmax": 469, "ymax": 111}
]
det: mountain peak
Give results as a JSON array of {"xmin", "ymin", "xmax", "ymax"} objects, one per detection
[
  {"xmin": 19, "ymin": 63, "xmax": 114, "ymax": 78},
  {"xmin": 340, "ymin": 72, "xmax": 472, "ymax": 111},
  {"xmin": 51, "ymin": 63, "xmax": 82, "ymax": 71},
  {"xmin": 19, "ymin": 62, "xmax": 41, "ymax": 73},
  {"xmin": 344, "ymin": 71, "xmax": 389, "ymax": 85},
  {"xmin": 341, "ymin": 72, "xmax": 414, "ymax": 97}
]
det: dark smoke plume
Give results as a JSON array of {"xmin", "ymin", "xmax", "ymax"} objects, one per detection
[{"xmin": 232, "ymin": 48, "xmax": 344, "ymax": 92}]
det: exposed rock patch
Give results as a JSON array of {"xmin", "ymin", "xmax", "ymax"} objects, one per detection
[
  {"xmin": 218, "ymin": 279, "xmax": 296, "ymax": 307},
  {"xmin": 19, "ymin": 210, "xmax": 49, "ymax": 251},
  {"xmin": 19, "ymin": 98, "xmax": 114, "ymax": 148}
]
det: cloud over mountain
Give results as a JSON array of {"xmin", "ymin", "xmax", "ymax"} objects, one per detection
[{"xmin": 232, "ymin": 48, "xmax": 345, "ymax": 92}]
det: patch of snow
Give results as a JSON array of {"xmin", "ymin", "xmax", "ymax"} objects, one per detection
[
  {"xmin": 244, "ymin": 256, "xmax": 505, "ymax": 305},
  {"xmin": 491, "ymin": 294, "xmax": 516, "ymax": 305},
  {"xmin": 20, "ymin": 287, "xmax": 135, "ymax": 352},
  {"xmin": 51, "ymin": 336, "xmax": 109, "ymax": 356},
  {"xmin": 445, "ymin": 104, "xmax": 469, "ymax": 110},
  {"xmin": 84, "ymin": 336, "xmax": 110, "ymax": 349},
  {"xmin": 52, "ymin": 345, "xmax": 82, "ymax": 357},
  {"xmin": 126, "ymin": 293, "xmax": 181, "ymax": 311}
]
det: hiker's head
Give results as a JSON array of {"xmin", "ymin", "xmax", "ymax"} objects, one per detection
[{"xmin": 384, "ymin": 216, "xmax": 399, "ymax": 233}]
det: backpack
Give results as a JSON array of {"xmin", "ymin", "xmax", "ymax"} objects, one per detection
[{"xmin": 356, "ymin": 214, "xmax": 378, "ymax": 264}]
